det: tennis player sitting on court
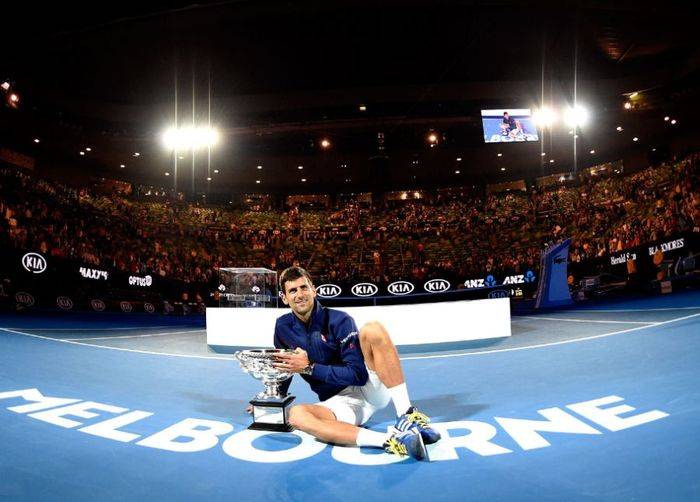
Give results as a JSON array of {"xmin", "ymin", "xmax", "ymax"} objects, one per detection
[{"xmin": 269, "ymin": 266, "xmax": 441, "ymax": 460}]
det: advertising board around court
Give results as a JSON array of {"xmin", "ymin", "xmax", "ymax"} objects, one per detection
[{"xmin": 569, "ymin": 231, "xmax": 699, "ymax": 292}]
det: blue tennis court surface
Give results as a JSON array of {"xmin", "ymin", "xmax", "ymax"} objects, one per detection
[{"xmin": 1, "ymin": 291, "xmax": 699, "ymax": 501}]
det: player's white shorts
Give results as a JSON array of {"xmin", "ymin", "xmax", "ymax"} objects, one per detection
[{"xmin": 316, "ymin": 367, "xmax": 391, "ymax": 426}]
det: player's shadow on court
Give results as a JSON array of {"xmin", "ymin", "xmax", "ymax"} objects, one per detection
[
  {"xmin": 180, "ymin": 391, "xmax": 250, "ymax": 419},
  {"xmin": 366, "ymin": 393, "xmax": 488, "ymax": 425}
]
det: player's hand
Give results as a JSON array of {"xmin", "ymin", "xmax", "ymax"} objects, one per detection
[
  {"xmin": 273, "ymin": 347, "xmax": 310, "ymax": 373},
  {"xmin": 246, "ymin": 405, "xmax": 253, "ymax": 414}
]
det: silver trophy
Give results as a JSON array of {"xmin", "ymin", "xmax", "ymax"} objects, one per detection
[{"xmin": 235, "ymin": 349, "xmax": 296, "ymax": 432}]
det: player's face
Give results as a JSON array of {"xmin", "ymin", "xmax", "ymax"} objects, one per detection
[{"xmin": 282, "ymin": 276, "xmax": 316, "ymax": 318}]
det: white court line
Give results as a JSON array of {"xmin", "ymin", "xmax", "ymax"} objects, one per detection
[
  {"xmin": 2, "ymin": 326, "xmax": 189, "ymax": 331},
  {"xmin": 64, "ymin": 329, "xmax": 204, "ymax": 341},
  {"xmin": 567, "ymin": 306, "xmax": 700, "ymax": 313},
  {"xmin": 401, "ymin": 312, "xmax": 700, "ymax": 360},
  {"xmin": 514, "ymin": 316, "xmax": 657, "ymax": 325},
  {"xmin": 2, "ymin": 311, "xmax": 700, "ymax": 361},
  {"xmin": 0, "ymin": 327, "xmax": 233, "ymax": 360}
]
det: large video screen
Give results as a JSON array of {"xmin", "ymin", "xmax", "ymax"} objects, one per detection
[{"xmin": 481, "ymin": 109, "xmax": 539, "ymax": 143}]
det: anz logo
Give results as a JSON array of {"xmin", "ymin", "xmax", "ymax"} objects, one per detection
[
  {"xmin": 424, "ymin": 279, "xmax": 450, "ymax": 293},
  {"xmin": 484, "ymin": 275, "xmax": 498, "ymax": 287},
  {"xmin": 502, "ymin": 270, "xmax": 537, "ymax": 285},
  {"xmin": 351, "ymin": 283, "xmax": 378, "ymax": 297},
  {"xmin": 503, "ymin": 274, "xmax": 524, "ymax": 285},
  {"xmin": 464, "ymin": 278, "xmax": 485, "ymax": 289},
  {"xmin": 316, "ymin": 284, "xmax": 342, "ymax": 298},
  {"xmin": 388, "ymin": 281, "xmax": 415, "ymax": 296}
]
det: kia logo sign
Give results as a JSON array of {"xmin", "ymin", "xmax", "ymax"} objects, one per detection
[
  {"xmin": 424, "ymin": 279, "xmax": 450, "ymax": 293},
  {"xmin": 316, "ymin": 284, "xmax": 342, "ymax": 298},
  {"xmin": 388, "ymin": 281, "xmax": 414, "ymax": 296},
  {"xmin": 56, "ymin": 296, "xmax": 74, "ymax": 310},
  {"xmin": 351, "ymin": 283, "xmax": 378, "ymax": 297},
  {"xmin": 120, "ymin": 301, "xmax": 133, "ymax": 313},
  {"xmin": 488, "ymin": 290, "xmax": 509, "ymax": 299},
  {"xmin": 22, "ymin": 253, "xmax": 47, "ymax": 274},
  {"xmin": 15, "ymin": 292, "xmax": 34, "ymax": 306},
  {"xmin": 144, "ymin": 302, "xmax": 155, "ymax": 314},
  {"xmin": 91, "ymin": 299, "xmax": 106, "ymax": 312}
]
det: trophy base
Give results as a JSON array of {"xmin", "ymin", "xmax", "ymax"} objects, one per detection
[
  {"xmin": 248, "ymin": 394, "xmax": 295, "ymax": 432},
  {"xmin": 248, "ymin": 422, "xmax": 295, "ymax": 432}
]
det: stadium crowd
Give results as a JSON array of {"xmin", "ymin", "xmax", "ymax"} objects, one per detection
[{"xmin": 0, "ymin": 153, "xmax": 698, "ymax": 294}]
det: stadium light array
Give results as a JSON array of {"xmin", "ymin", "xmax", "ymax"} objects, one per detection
[
  {"xmin": 532, "ymin": 107, "xmax": 558, "ymax": 128},
  {"xmin": 162, "ymin": 127, "xmax": 219, "ymax": 151},
  {"xmin": 1, "ymin": 82, "xmax": 9, "ymax": 91},
  {"xmin": 624, "ymin": 102, "xmax": 632, "ymax": 110},
  {"xmin": 320, "ymin": 138, "xmax": 331, "ymax": 149},
  {"xmin": 564, "ymin": 105, "xmax": 589, "ymax": 128}
]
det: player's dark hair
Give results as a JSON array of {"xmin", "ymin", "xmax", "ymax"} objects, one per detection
[
  {"xmin": 503, "ymin": 112, "xmax": 508, "ymax": 115},
  {"xmin": 279, "ymin": 266, "xmax": 313, "ymax": 293}
]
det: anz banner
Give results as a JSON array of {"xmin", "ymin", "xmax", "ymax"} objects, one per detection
[
  {"xmin": 316, "ymin": 272, "xmax": 538, "ymax": 300},
  {"xmin": 463, "ymin": 270, "xmax": 537, "ymax": 292}
]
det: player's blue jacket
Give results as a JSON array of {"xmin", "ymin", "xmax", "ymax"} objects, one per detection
[{"xmin": 274, "ymin": 300, "xmax": 368, "ymax": 401}]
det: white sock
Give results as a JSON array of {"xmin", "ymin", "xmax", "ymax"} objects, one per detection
[
  {"xmin": 356, "ymin": 428, "xmax": 391, "ymax": 448},
  {"xmin": 387, "ymin": 382, "xmax": 412, "ymax": 417}
]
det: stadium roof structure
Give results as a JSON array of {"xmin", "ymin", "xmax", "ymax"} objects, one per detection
[{"xmin": 1, "ymin": 0, "xmax": 699, "ymax": 194}]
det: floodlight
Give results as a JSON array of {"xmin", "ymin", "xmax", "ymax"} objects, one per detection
[
  {"xmin": 532, "ymin": 107, "xmax": 557, "ymax": 127},
  {"xmin": 162, "ymin": 126, "xmax": 219, "ymax": 150},
  {"xmin": 564, "ymin": 105, "xmax": 589, "ymax": 128}
]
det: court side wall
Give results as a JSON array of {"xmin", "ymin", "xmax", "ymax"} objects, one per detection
[{"xmin": 206, "ymin": 297, "xmax": 510, "ymax": 350}]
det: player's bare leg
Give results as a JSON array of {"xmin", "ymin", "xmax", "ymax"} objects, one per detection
[
  {"xmin": 359, "ymin": 321, "xmax": 441, "ymax": 445},
  {"xmin": 287, "ymin": 402, "xmax": 427, "ymax": 459},
  {"xmin": 359, "ymin": 321, "xmax": 404, "ymax": 388},
  {"xmin": 287, "ymin": 403, "xmax": 360, "ymax": 445}
]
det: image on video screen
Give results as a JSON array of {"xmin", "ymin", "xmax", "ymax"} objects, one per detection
[{"xmin": 481, "ymin": 108, "xmax": 539, "ymax": 143}]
